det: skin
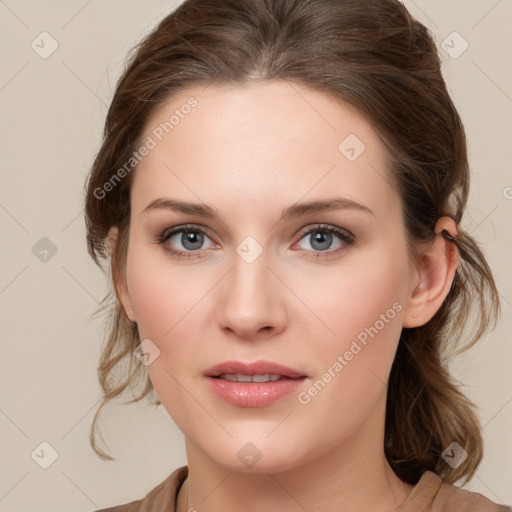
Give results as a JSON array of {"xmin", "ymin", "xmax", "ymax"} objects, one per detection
[{"xmin": 108, "ymin": 80, "xmax": 459, "ymax": 512}]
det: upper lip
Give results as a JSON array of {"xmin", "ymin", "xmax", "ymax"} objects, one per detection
[{"xmin": 204, "ymin": 360, "xmax": 307, "ymax": 379}]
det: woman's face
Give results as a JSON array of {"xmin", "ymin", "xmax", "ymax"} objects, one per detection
[{"xmin": 117, "ymin": 80, "xmax": 418, "ymax": 472}]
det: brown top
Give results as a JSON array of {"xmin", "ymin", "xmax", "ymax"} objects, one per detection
[{"xmin": 96, "ymin": 465, "xmax": 511, "ymax": 512}]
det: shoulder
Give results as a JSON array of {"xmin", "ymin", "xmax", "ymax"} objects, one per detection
[
  {"xmin": 95, "ymin": 465, "xmax": 189, "ymax": 512},
  {"xmin": 435, "ymin": 478, "xmax": 511, "ymax": 512},
  {"xmin": 402, "ymin": 470, "xmax": 511, "ymax": 512}
]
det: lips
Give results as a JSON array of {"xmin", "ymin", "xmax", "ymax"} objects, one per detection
[
  {"xmin": 204, "ymin": 359, "xmax": 308, "ymax": 407},
  {"xmin": 204, "ymin": 360, "xmax": 307, "ymax": 379}
]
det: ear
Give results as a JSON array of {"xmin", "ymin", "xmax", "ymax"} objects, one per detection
[
  {"xmin": 106, "ymin": 226, "xmax": 137, "ymax": 323},
  {"xmin": 402, "ymin": 217, "xmax": 459, "ymax": 328}
]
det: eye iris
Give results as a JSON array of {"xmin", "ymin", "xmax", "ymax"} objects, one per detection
[
  {"xmin": 182, "ymin": 231, "xmax": 204, "ymax": 250},
  {"xmin": 311, "ymin": 231, "xmax": 332, "ymax": 251}
]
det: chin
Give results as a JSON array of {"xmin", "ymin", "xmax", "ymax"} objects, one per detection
[{"xmin": 204, "ymin": 438, "xmax": 308, "ymax": 475}]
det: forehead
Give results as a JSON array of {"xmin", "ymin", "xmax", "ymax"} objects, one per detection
[{"xmin": 132, "ymin": 80, "xmax": 398, "ymax": 221}]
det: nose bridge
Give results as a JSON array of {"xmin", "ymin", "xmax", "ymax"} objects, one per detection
[
  {"xmin": 217, "ymin": 238, "xmax": 285, "ymax": 336},
  {"xmin": 232, "ymin": 246, "xmax": 268, "ymax": 300}
]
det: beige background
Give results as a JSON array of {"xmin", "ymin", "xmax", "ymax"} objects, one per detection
[{"xmin": 0, "ymin": 0, "xmax": 511, "ymax": 510}]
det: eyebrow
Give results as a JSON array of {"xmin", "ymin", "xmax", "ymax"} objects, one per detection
[{"xmin": 142, "ymin": 197, "xmax": 375, "ymax": 221}]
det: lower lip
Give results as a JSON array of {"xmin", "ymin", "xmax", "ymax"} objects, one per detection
[{"xmin": 206, "ymin": 376, "xmax": 307, "ymax": 407}]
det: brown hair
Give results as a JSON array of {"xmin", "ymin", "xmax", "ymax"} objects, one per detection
[{"xmin": 84, "ymin": 0, "xmax": 500, "ymax": 485}]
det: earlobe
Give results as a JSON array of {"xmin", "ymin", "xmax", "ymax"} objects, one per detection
[
  {"xmin": 106, "ymin": 226, "xmax": 119, "ymax": 259},
  {"xmin": 106, "ymin": 226, "xmax": 137, "ymax": 323},
  {"xmin": 402, "ymin": 217, "xmax": 459, "ymax": 328}
]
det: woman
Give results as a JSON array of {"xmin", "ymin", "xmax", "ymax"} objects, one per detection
[{"xmin": 84, "ymin": 0, "xmax": 510, "ymax": 510}]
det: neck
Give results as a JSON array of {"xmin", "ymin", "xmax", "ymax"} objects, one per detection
[{"xmin": 176, "ymin": 395, "xmax": 414, "ymax": 512}]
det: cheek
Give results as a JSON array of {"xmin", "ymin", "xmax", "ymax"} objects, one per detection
[
  {"xmin": 125, "ymin": 247, "xmax": 204, "ymax": 421},
  {"xmin": 123, "ymin": 246, "xmax": 197, "ymax": 382},
  {"xmin": 296, "ymin": 246, "xmax": 408, "ymax": 407},
  {"xmin": 126, "ymin": 241, "xmax": 204, "ymax": 342},
  {"xmin": 300, "ymin": 244, "xmax": 408, "ymax": 342},
  {"xmin": 255, "ymin": 247, "xmax": 409, "ymax": 455}
]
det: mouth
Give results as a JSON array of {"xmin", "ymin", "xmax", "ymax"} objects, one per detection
[
  {"xmin": 204, "ymin": 359, "xmax": 307, "ymax": 380},
  {"xmin": 212, "ymin": 373, "xmax": 297, "ymax": 382},
  {"xmin": 204, "ymin": 360, "xmax": 308, "ymax": 407}
]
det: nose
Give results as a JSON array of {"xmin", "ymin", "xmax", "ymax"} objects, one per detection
[{"xmin": 216, "ymin": 247, "xmax": 287, "ymax": 341}]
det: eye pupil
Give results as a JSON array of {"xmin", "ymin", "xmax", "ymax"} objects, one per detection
[
  {"xmin": 182, "ymin": 231, "xmax": 203, "ymax": 250},
  {"xmin": 311, "ymin": 231, "xmax": 332, "ymax": 251}
]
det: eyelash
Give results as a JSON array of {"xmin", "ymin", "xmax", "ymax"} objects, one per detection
[{"xmin": 154, "ymin": 223, "xmax": 355, "ymax": 260}]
